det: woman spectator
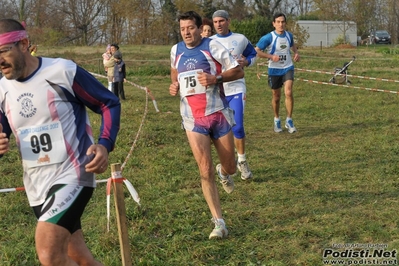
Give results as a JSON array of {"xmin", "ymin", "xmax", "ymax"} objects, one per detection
[
  {"xmin": 201, "ymin": 17, "xmax": 214, "ymax": 38},
  {"xmin": 103, "ymin": 44, "xmax": 119, "ymax": 91}
]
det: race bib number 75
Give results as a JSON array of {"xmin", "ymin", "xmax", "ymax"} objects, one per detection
[{"xmin": 178, "ymin": 70, "xmax": 207, "ymax": 97}]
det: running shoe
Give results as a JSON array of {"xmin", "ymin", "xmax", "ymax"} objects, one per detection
[
  {"xmin": 285, "ymin": 119, "xmax": 297, "ymax": 133},
  {"xmin": 237, "ymin": 160, "xmax": 253, "ymax": 180},
  {"xmin": 274, "ymin": 119, "xmax": 283, "ymax": 133},
  {"xmin": 209, "ymin": 218, "xmax": 228, "ymax": 239},
  {"xmin": 216, "ymin": 164, "xmax": 234, "ymax": 193}
]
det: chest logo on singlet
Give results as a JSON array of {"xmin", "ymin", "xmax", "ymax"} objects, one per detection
[
  {"xmin": 279, "ymin": 38, "xmax": 288, "ymax": 50},
  {"xmin": 17, "ymin": 93, "xmax": 37, "ymax": 118},
  {"xmin": 183, "ymin": 58, "xmax": 198, "ymax": 71}
]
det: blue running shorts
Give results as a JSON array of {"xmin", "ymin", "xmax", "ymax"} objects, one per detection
[{"xmin": 182, "ymin": 108, "xmax": 235, "ymax": 139}]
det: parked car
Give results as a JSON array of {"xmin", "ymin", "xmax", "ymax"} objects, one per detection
[{"xmin": 370, "ymin": 30, "xmax": 391, "ymax": 44}]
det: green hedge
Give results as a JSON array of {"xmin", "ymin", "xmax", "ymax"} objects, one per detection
[{"xmin": 231, "ymin": 16, "xmax": 273, "ymax": 45}]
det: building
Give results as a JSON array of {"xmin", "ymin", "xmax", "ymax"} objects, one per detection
[{"xmin": 297, "ymin": 20, "xmax": 358, "ymax": 47}]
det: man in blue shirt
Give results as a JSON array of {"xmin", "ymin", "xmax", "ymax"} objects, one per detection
[{"xmin": 255, "ymin": 12, "xmax": 300, "ymax": 133}]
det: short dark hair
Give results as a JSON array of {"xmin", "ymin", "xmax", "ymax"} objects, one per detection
[
  {"xmin": 111, "ymin": 43, "xmax": 119, "ymax": 50},
  {"xmin": 0, "ymin": 19, "xmax": 25, "ymax": 34},
  {"xmin": 178, "ymin": 11, "xmax": 202, "ymax": 29},
  {"xmin": 273, "ymin": 13, "xmax": 286, "ymax": 22}
]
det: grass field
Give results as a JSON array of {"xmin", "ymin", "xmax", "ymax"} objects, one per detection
[{"xmin": 1, "ymin": 44, "xmax": 399, "ymax": 265}]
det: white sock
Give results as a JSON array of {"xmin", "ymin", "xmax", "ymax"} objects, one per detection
[
  {"xmin": 216, "ymin": 218, "xmax": 225, "ymax": 226},
  {"xmin": 286, "ymin": 117, "xmax": 292, "ymax": 121},
  {"xmin": 237, "ymin": 153, "xmax": 246, "ymax": 162},
  {"xmin": 274, "ymin": 117, "xmax": 280, "ymax": 122},
  {"xmin": 219, "ymin": 172, "xmax": 227, "ymax": 178}
]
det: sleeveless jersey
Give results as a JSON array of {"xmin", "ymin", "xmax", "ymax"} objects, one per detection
[
  {"xmin": 0, "ymin": 57, "xmax": 121, "ymax": 206},
  {"xmin": 256, "ymin": 31, "xmax": 295, "ymax": 76},
  {"xmin": 210, "ymin": 31, "xmax": 257, "ymax": 95},
  {"xmin": 170, "ymin": 38, "xmax": 239, "ymax": 118}
]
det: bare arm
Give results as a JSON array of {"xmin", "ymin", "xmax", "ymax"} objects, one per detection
[
  {"xmin": 291, "ymin": 43, "xmax": 300, "ymax": 62},
  {"xmin": 255, "ymin": 47, "xmax": 280, "ymax": 62},
  {"xmin": 169, "ymin": 68, "xmax": 179, "ymax": 96}
]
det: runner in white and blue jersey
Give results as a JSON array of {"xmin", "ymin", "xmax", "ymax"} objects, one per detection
[
  {"xmin": 255, "ymin": 12, "xmax": 300, "ymax": 133},
  {"xmin": 0, "ymin": 18, "xmax": 120, "ymax": 266},
  {"xmin": 211, "ymin": 10, "xmax": 257, "ymax": 181}
]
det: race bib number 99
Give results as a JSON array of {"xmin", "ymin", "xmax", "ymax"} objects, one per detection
[
  {"xmin": 178, "ymin": 70, "xmax": 207, "ymax": 97},
  {"xmin": 18, "ymin": 121, "xmax": 68, "ymax": 168}
]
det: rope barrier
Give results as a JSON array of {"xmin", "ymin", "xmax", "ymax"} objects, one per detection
[
  {"xmin": 1, "ymin": 178, "xmax": 107, "ymax": 193},
  {"xmin": 89, "ymin": 72, "xmax": 160, "ymax": 112},
  {"xmin": 120, "ymin": 84, "xmax": 149, "ymax": 172},
  {"xmin": 257, "ymin": 64, "xmax": 399, "ymax": 94},
  {"xmin": 257, "ymin": 61, "xmax": 399, "ymax": 83},
  {"xmin": 297, "ymin": 77, "xmax": 399, "ymax": 94},
  {"xmin": 295, "ymin": 68, "xmax": 399, "ymax": 83}
]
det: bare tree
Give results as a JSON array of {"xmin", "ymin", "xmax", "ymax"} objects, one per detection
[
  {"xmin": 297, "ymin": 0, "xmax": 314, "ymax": 16},
  {"xmin": 352, "ymin": 0, "xmax": 376, "ymax": 38},
  {"xmin": 0, "ymin": 0, "xmax": 33, "ymax": 22},
  {"xmin": 226, "ymin": 0, "xmax": 249, "ymax": 21},
  {"xmin": 282, "ymin": 0, "xmax": 315, "ymax": 16},
  {"xmin": 254, "ymin": 0, "xmax": 284, "ymax": 18},
  {"xmin": 126, "ymin": 0, "xmax": 156, "ymax": 44},
  {"xmin": 60, "ymin": 0, "xmax": 107, "ymax": 45},
  {"xmin": 385, "ymin": 0, "xmax": 399, "ymax": 44},
  {"xmin": 313, "ymin": 0, "xmax": 357, "ymax": 44},
  {"xmin": 2, "ymin": 0, "xmax": 397, "ymax": 46}
]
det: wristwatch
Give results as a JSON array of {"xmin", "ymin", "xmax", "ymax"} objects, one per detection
[{"xmin": 216, "ymin": 75, "xmax": 223, "ymax": 84}]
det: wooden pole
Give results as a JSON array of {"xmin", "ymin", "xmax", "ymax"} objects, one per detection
[{"xmin": 111, "ymin": 163, "xmax": 132, "ymax": 266}]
